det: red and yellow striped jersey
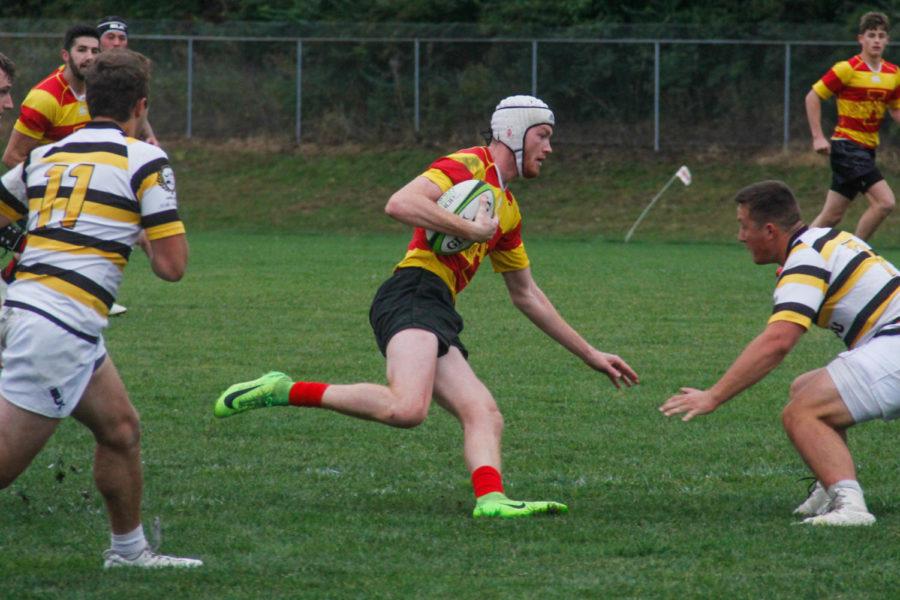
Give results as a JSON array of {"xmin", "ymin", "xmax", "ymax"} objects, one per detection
[
  {"xmin": 13, "ymin": 66, "xmax": 91, "ymax": 144},
  {"xmin": 812, "ymin": 55, "xmax": 900, "ymax": 149},
  {"xmin": 395, "ymin": 146, "xmax": 529, "ymax": 298},
  {"xmin": 770, "ymin": 227, "xmax": 900, "ymax": 348}
]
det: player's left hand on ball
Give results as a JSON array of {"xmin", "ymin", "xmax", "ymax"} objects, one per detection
[
  {"xmin": 659, "ymin": 387, "xmax": 717, "ymax": 421},
  {"xmin": 590, "ymin": 352, "xmax": 639, "ymax": 388}
]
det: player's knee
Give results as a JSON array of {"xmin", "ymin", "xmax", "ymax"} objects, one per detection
[
  {"xmin": 875, "ymin": 195, "xmax": 895, "ymax": 214},
  {"xmin": 97, "ymin": 412, "xmax": 141, "ymax": 452},
  {"xmin": 387, "ymin": 400, "xmax": 430, "ymax": 428}
]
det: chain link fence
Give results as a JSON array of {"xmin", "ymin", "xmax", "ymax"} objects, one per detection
[{"xmin": 0, "ymin": 20, "xmax": 884, "ymax": 150}]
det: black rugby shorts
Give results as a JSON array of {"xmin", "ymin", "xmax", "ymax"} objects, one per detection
[
  {"xmin": 369, "ymin": 267, "xmax": 468, "ymax": 359},
  {"xmin": 829, "ymin": 139, "xmax": 884, "ymax": 200}
]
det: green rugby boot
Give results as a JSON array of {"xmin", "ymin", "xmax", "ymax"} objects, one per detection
[
  {"xmin": 214, "ymin": 371, "xmax": 292, "ymax": 418},
  {"xmin": 472, "ymin": 492, "xmax": 569, "ymax": 519}
]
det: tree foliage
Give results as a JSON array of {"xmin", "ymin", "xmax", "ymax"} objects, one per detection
[{"xmin": 0, "ymin": 0, "xmax": 894, "ymax": 29}]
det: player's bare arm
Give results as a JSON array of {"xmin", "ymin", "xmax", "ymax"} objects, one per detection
[
  {"xmin": 501, "ymin": 267, "xmax": 639, "ymax": 388},
  {"xmin": 660, "ymin": 320, "xmax": 805, "ymax": 421},
  {"xmin": 804, "ymin": 90, "xmax": 830, "ymax": 155},
  {"xmin": 2, "ymin": 130, "xmax": 41, "ymax": 167},
  {"xmin": 385, "ymin": 176, "xmax": 498, "ymax": 242},
  {"xmin": 147, "ymin": 233, "xmax": 188, "ymax": 281}
]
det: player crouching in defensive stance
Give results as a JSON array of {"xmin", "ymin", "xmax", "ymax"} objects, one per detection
[
  {"xmin": 215, "ymin": 95, "xmax": 639, "ymax": 518},
  {"xmin": 0, "ymin": 50, "xmax": 201, "ymax": 567},
  {"xmin": 660, "ymin": 180, "xmax": 900, "ymax": 526}
]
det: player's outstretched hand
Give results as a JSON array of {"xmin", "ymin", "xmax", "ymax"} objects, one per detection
[
  {"xmin": 659, "ymin": 387, "xmax": 718, "ymax": 421},
  {"xmin": 469, "ymin": 197, "xmax": 499, "ymax": 242},
  {"xmin": 586, "ymin": 351, "xmax": 639, "ymax": 388}
]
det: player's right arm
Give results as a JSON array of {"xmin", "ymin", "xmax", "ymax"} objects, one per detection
[
  {"xmin": 146, "ymin": 234, "xmax": 188, "ymax": 281},
  {"xmin": 659, "ymin": 320, "xmax": 805, "ymax": 421},
  {"xmin": 2, "ymin": 129, "xmax": 41, "ymax": 167},
  {"xmin": 805, "ymin": 89, "xmax": 830, "ymax": 155},
  {"xmin": 385, "ymin": 175, "xmax": 497, "ymax": 242}
]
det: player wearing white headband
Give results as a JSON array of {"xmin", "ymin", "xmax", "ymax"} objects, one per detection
[
  {"xmin": 491, "ymin": 95, "xmax": 556, "ymax": 178},
  {"xmin": 214, "ymin": 95, "xmax": 639, "ymax": 520}
]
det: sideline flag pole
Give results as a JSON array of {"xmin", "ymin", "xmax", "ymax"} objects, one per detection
[{"xmin": 624, "ymin": 165, "xmax": 692, "ymax": 243}]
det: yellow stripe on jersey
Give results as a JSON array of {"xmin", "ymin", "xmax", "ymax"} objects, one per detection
[
  {"xmin": 818, "ymin": 231, "xmax": 855, "ymax": 262},
  {"xmin": 28, "ymin": 197, "xmax": 141, "ymax": 225},
  {"xmin": 15, "ymin": 271, "xmax": 108, "ymax": 316},
  {"xmin": 25, "ymin": 235, "xmax": 127, "ymax": 268},
  {"xmin": 776, "ymin": 273, "xmax": 829, "ymax": 293},
  {"xmin": 848, "ymin": 287, "xmax": 900, "ymax": 347},
  {"xmin": 82, "ymin": 201, "xmax": 141, "ymax": 224},
  {"xmin": 422, "ymin": 168, "xmax": 453, "ymax": 193},
  {"xmin": 768, "ymin": 310, "xmax": 813, "ymax": 329},
  {"xmin": 40, "ymin": 151, "xmax": 128, "ymax": 170},
  {"xmin": 817, "ymin": 255, "xmax": 881, "ymax": 326},
  {"xmin": 0, "ymin": 202, "xmax": 22, "ymax": 222},
  {"xmin": 144, "ymin": 221, "xmax": 186, "ymax": 241}
]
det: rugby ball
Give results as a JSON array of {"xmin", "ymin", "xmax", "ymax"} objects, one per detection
[{"xmin": 426, "ymin": 179, "xmax": 496, "ymax": 255}]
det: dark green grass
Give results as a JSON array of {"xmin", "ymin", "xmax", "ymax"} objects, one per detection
[{"xmin": 1, "ymin": 232, "xmax": 898, "ymax": 598}]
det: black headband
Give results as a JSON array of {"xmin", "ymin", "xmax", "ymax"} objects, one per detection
[{"xmin": 97, "ymin": 17, "xmax": 128, "ymax": 36}]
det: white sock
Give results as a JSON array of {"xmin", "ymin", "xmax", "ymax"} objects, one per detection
[{"xmin": 110, "ymin": 524, "xmax": 147, "ymax": 558}]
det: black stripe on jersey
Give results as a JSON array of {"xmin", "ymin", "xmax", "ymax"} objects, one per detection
[
  {"xmin": 42, "ymin": 141, "xmax": 128, "ymax": 159},
  {"xmin": 811, "ymin": 229, "xmax": 840, "ymax": 252},
  {"xmin": 30, "ymin": 227, "xmax": 133, "ymax": 259},
  {"xmin": 16, "ymin": 262, "xmax": 115, "ymax": 308},
  {"xmin": 779, "ymin": 264, "xmax": 829, "ymax": 281},
  {"xmin": 130, "ymin": 157, "xmax": 169, "ymax": 196},
  {"xmin": 3, "ymin": 300, "xmax": 99, "ymax": 344},
  {"xmin": 823, "ymin": 251, "xmax": 869, "ymax": 304},
  {"xmin": 844, "ymin": 277, "xmax": 900, "ymax": 346},
  {"xmin": 772, "ymin": 301, "xmax": 817, "ymax": 320},
  {"xmin": 0, "ymin": 181, "xmax": 27, "ymax": 216},
  {"xmin": 141, "ymin": 209, "xmax": 181, "ymax": 229},
  {"xmin": 26, "ymin": 185, "xmax": 140, "ymax": 214}
]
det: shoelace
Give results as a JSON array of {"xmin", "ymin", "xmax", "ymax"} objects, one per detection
[{"xmin": 798, "ymin": 476, "xmax": 818, "ymax": 498}]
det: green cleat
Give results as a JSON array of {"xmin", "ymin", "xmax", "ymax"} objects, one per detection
[
  {"xmin": 472, "ymin": 492, "xmax": 569, "ymax": 519},
  {"xmin": 214, "ymin": 371, "xmax": 292, "ymax": 418}
]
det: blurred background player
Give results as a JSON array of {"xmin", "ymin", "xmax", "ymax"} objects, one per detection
[
  {"xmin": 805, "ymin": 11, "xmax": 900, "ymax": 241},
  {"xmin": 660, "ymin": 180, "xmax": 900, "ymax": 527},
  {"xmin": 1, "ymin": 24, "xmax": 126, "ymax": 315},
  {"xmin": 0, "ymin": 49, "xmax": 201, "ymax": 567},
  {"xmin": 214, "ymin": 95, "xmax": 639, "ymax": 519},
  {"xmin": 0, "ymin": 52, "xmax": 13, "ymax": 122},
  {"xmin": 97, "ymin": 16, "xmax": 158, "ymax": 145},
  {"xmin": 2, "ymin": 24, "xmax": 98, "ymax": 167}
]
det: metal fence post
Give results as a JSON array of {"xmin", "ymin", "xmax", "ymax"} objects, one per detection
[
  {"xmin": 414, "ymin": 39, "xmax": 420, "ymax": 134},
  {"xmin": 654, "ymin": 41, "xmax": 660, "ymax": 152},
  {"xmin": 783, "ymin": 42, "xmax": 791, "ymax": 152},
  {"xmin": 186, "ymin": 37, "xmax": 193, "ymax": 138},
  {"xmin": 532, "ymin": 40, "xmax": 538, "ymax": 96},
  {"xmin": 296, "ymin": 40, "xmax": 303, "ymax": 143}
]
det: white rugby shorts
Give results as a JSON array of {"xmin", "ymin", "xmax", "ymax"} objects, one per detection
[
  {"xmin": 0, "ymin": 307, "xmax": 106, "ymax": 418},
  {"xmin": 827, "ymin": 334, "xmax": 900, "ymax": 423}
]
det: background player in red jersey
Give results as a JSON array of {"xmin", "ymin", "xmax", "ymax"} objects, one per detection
[
  {"xmin": 2, "ymin": 24, "xmax": 99, "ymax": 168},
  {"xmin": 805, "ymin": 11, "xmax": 900, "ymax": 241},
  {"xmin": 215, "ymin": 95, "xmax": 639, "ymax": 519}
]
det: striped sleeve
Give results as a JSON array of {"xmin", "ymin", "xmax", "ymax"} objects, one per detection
[
  {"xmin": 0, "ymin": 164, "xmax": 28, "ymax": 222},
  {"xmin": 13, "ymin": 88, "xmax": 57, "ymax": 140},
  {"xmin": 768, "ymin": 253, "xmax": 829, "ymax": 329},
  {"xmin": 812, "ymin": 61, "xmax": 852, "ymax": 100},
  {"xmin": 132, "ymin": 146, "xmax": 185, "ymax": 240}
]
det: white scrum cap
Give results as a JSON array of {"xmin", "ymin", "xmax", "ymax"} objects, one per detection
[{"xmin": 490, "ymin": 95, "xmax": 555, "ymax": 177}]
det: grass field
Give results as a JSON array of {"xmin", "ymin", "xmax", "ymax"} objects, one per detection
[{"xmin": 2, "ymin": 226, "xmax": 899, "ymax": 598}]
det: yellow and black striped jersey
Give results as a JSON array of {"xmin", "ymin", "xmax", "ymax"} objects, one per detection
[
  {"xmin": 0, "ymin": 121, "xmax": 185, "ymax": 342},
  {"xmin": 770, "ymin": 227, "xmax": 900, "ymax": 348}
]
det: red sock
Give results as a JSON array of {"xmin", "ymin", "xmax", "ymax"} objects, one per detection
[
  {"xmin": 288, "ymin": 381, "xmax": 329, "ymax": 407},
  {"xmin": 471, "ymin": 465, "xmax": 504, "ymax": 499}
]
